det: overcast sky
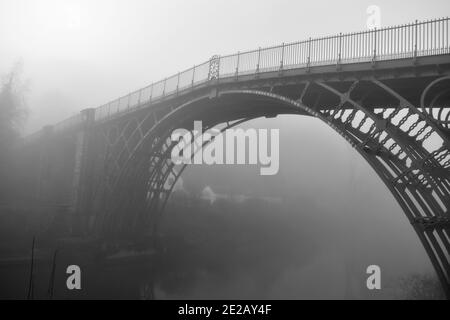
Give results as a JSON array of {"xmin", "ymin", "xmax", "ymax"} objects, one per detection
[{"xmin": 0, "ymin": 0, "xmax": 449, "ymax": 132}]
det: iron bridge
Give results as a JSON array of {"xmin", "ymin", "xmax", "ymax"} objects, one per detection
[{"xmin": 16, "ymin": 18, "xmax": 450, "ymax": 296}]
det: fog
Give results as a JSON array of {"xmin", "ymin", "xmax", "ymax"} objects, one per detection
[
  {"xmin": 158, "ymin": 116, "xmax": 434, "ymax": 299},
  {"xmin": 0, "ymin": 0, "xmax": 448, "ymax": 299}
]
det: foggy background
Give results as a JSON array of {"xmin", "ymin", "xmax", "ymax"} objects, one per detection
[{"xmin": 1, "ymin": 0, "xmax": 449, "ymax": 299}]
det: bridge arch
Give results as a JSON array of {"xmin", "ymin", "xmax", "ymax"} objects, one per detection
[{"xmin": 94, "ymin": 87, "xmax": 450, "ymax": 296}]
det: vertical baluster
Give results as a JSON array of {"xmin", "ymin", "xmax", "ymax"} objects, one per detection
[
  {"xmin": 390, "ymin": 27, "xmax": 393, "ymax": 57},
  {"xmin": 434, "ymin": 19, "xmax": 436, "ymax": 54},
  {"xmin": 315, "ymin": 39, "xmax": 318, "ymax": 62},
  {"xmin": 429, "ymin": 21, "xmax": 432, "ymax": 54},
  {"xmin": 423, "ymin": 21, "xmax": 426, "ymax": 54},
  {"xmin": 162, "ymin": 78, "xmax": 166, "ymax": 97},
  {"xmin": 408, "ymin": 24, "xmax": 411, "ymax": 55},
  {"xmin": 149, "ymin": 83, "xmax": 154, "ymax": 103},
  {"xmin": 404, "ymin": 24, "xmax": 407, "ymax": 55},
  {"xmin": 328, "ymin": 37, "xmax": 332, "ymax": 63},
  {"xmin": 400, "ymin": 25, "xmax": 403, "ymax": 56},
  {"xmin": 418, "ymin": 22, "xmax": 421, "ymax": 54},
  {"xmin": 364, "ymin": 32, "xmax": 366, "ymax": 57},
  {"xmin": 414, "ymin": 20, "xmax": 418, "ymax": 58},
  {"xmin": 358, "ymin": 32, "xmax": 361, "ymax": 58},
  {"xmin": 319, "ymin": 38, "xmax": 323, "ymax": 62},
  {"xmin": 307, "ymin": 37, "xmax": 311, "ymax": 67},
  {"xmin": 410, "ymin": 23, "xmax": 413, "ymax": 54},
  {"xmin": 373, "ymin": 28, "xmax": 377, "ymax": 61},
  {"xmin": 344, "ymin": 33, "xmax": 347, "ymax": 61},
  {"xmin": 338, "ymin": 32, "xmax": 342, "ymax": 64},
  {"xmin": 395, "ymin": 26, "xmax": 398, "ymax": 55},
  {"xmin": 217, "ymin": 56, "xmax": 221, "ymax": 80},
  {"xmin": 348, "ymin": 34, "xmax": 351, "ymax": 60},
  {"xmin": 445, "ymin": 18, "xmax": 448, "ymax": 53},
  {"xmin": 425, "ymin": 21, "xmax": 428, "ymax": 54},
  {"xmin": 318, "ymin": 38, "xmax": 321, "ymax": 62},
  {"xmin": 430, "ymin": 20, "xmax": 432, "ymax": 54},
  {"xmin": 256, "ymin": 47, "xmax": 261, "ymax": 73},
  {"xmin": 445, "ymin": 18, "xmax": 449, "ymax": 53},
  {"xmin": 392, "ymin": 26, "xmax": 395, "ymax": 56},
  {"xmin": 235, "ymin": 52, "xmax": 240, "ymax": 76},
  {"xmin": 349, "ymin": 33, "xmax": 352, "ymax": 59},
  {"xmin": 298, "ymin": 42, "xmax": 302, "ymax": 66},
  {"xmin": 138, "ymin": 89, "xmax": 142, "ymax": 106},
  {"xmin": 322, "ymin": 38, "xmax": 325, "ymax": 63},
  {"xmin": 378, "ymin": 30, "xmax": 381, "ymax": 57}
]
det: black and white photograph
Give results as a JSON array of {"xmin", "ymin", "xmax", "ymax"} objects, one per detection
[{"xmin": 0, "ymin": 0, "xmax": 449, "ymax": 306}]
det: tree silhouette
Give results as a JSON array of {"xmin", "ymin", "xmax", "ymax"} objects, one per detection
[{"xmin": 0, "ymin": 62, "xmax": 28, "ymax": 203}]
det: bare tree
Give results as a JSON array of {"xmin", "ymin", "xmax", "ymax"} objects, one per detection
[{"xmin": 0, "ymin": 62, "xmax": 28, "ymax": 203}]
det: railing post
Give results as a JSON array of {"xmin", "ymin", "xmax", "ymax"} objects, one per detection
[
  {"xmin": 280, "ymin": 42, "xmax": 285, "ymax": 71},
  {"xmin": 414, "ymin": 19, "xmax": 419, "ymax": 60},
  {"xmin": 446, "ymin": 17, "xmax": 449, "ymax": 53},
  {"xmin": 176, "ymin": 72, "xmax": 180, "ymax": 95},
  {"xmin": 150, "ymin": 83, "xmax": 154, "ymax": 103},
  {"xmin": 217, "ymin": 56, "xmax": 221, "ymax": 82},
  {"xmin": 162, "ymin": 78, "xmax": 167, "ymax": 97},
  {"xmin": 256, "ymin": 47, "xmax": 261, "ymax": 74},
  {"xmin": 307, "ymin": 37, "xmax": 311, "ymax": 68},
  {"xmin": 235, "ymin": 52, "xmax": 240, "ymax": 79},
  {"xmin": 372, "ymin": 28, "xmax": 377, "ymax": 65},
  {"xmin": 338, "ymin": 32, "xmax": 342, "ymax": 66}
]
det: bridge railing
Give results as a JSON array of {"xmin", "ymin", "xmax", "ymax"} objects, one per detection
[{"xmin": 31, "ymin": 17, "xmax": 448, "ymax": 126}]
